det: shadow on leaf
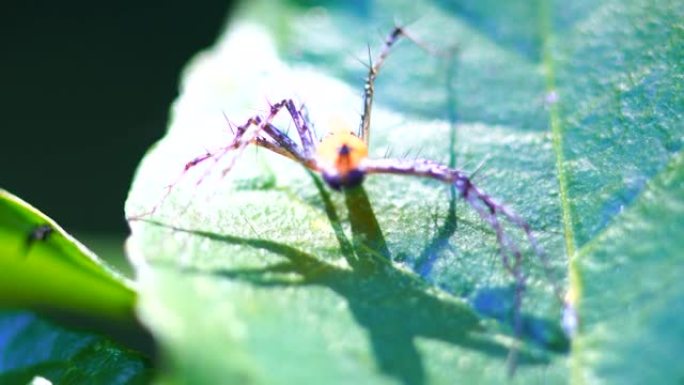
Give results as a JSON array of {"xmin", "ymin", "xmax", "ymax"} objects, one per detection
[{"xmin": 140, "ymin": 173, "xmax": 557, "ymax": 385}]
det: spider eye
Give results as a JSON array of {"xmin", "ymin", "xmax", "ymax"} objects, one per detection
[
  {"xmin": 322, "ymin": 169, "xmax": 365, "ymax": 190},
  {"xmin": 338, "ymin": 144, "xmax": 351, "ymax": 156}
]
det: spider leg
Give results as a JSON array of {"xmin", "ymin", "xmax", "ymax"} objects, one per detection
[
  {"xmin": 298, "ymin": 103, "xmax": 318, "ymax": 142},
  {"xmin": 361, "ymin": 157, "xmax": 560, "ymax": 368},
  {"xmin": 361, "ymin": 158, "xmax": 561, "ymax": 294},
  {"xmin": 254, "ymin": 137, "xmax": 301, "ymax": 162},
  {"xmin": 260, "ymin": 123, "xmax": 319, "ymax": 171},
  {"xmin": 170, "ymin": 109, "xmax": 282, "ymax": 195},
  {"xmin": 211, "ymin": 99, "xmax": 316, "ymax": 179},
  {"xmin": 282, "ymin": 99, "xmax": 316, "ymax": 158},
  {"xmin": 365, "ymin": 158, "xmax": 528, "ymax": 256},
  {"xmin": 459, "ymin": 184, "xmax": 526, "ymax": 374},
  {"xmin": 126, "ymin": 114, "xmax": 264, "ymax": 220},
  {"xmin": 243, "ymin": 99, "xmax": 321, "ymax": 170},
  {"xmin": 129, "ymin": 100, "xmax": 313, "ymax": 220},
  {"xmin": 359, "ymin": 26, "xmax": 405, "ymax": 144},
  {"xmin": 358, "ymin": 26, "xmax": 457, "ymax": 145}
]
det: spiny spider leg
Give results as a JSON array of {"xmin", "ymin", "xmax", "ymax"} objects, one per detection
[
  {"xmin": 238, "ymin": 99, "xmax": 320, "ymax": 171},
  {"xmin": 214, "ymin": 99, "xmax": 296, "ymax": 178},
  {"xmin": 361, "ymin": 158, "xmax": 536, "ymax": 266},
  {"xmin": 241, "ymin": 103, "xmax": 318, "ymax": 170},
  {"xmin": 260, "ymin": 122, "xmax": 319, "ymax": 170},
  {"xmin": 127, "ymin": 115, "xmax": 261, "ymax": 219},
  {"xmin": 189, "ymin": 99, "xmax": 312, "ymax": 185},
  {"xmin": 466, "ymin": 178, "xmax": 565, "ymax": 302},
  {"xmin": 129, "ymin": 100, "xmax": 306, "ymax": 220},
  {"xmin": 359, "ymin": 26, "xmax": 406, "ymax": 144},
  {"xmin": 361, "ymin": 156, "xmax": 558, "ymax": 371},
  {"xmin": 298, "ymin": 103, "xmax": 317, "ymax": 142},
  {"xmin": 254, "ymin": 137, "xmax": 301, "ymax": 162},
  {"xmin": 169, "ymin": 108, "xmax": 279, "ymax": 194},
  {"xmin": 284, "ymin": 99, "xmax": 316, "ymax": 158},
  {"xmin": 361, "ymin": 158, "xmax": 531, "ymax": 233},
  {"xmin": 362, "ymin": 157, "xmax": 565, "ymax": 298},
  {"xmin": 359, "ymin": 25, "xmax": 456, "ymax": 145},
  {"xmin": 197, "ymin": 116, "xmax": 263, "ymax": 184},
  {"xmin": 461, "ymin": 190, "xmax": 526, "ymax": 374}
]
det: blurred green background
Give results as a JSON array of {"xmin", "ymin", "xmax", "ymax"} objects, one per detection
[{"xmin": 0, "ymin": 1, "xmax": 238, "ymax": 265}]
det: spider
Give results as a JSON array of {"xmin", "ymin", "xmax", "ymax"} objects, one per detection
[{"xmin": 130, "ymin": 25, "xmax": 571, "ymax": 370}]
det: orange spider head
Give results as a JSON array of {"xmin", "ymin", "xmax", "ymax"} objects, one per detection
[{"xmin": 316, "ymin": 129, "xmax": 368, "ymax": 190}]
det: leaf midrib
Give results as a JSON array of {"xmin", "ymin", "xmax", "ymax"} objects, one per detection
[
  {"xmin": 537, "ymin": 3, "xmax": 584, "ymax": 383},
  {"xmin": 538, "ymin": 3, "xmax": 681, "ymax": 384},
  {"xmin": 538, "ymin": 1, "xmax": 577, "ymax": 261}
]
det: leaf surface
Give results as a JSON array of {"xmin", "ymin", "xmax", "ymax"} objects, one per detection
[
  {"xmin": 125, "ymin": 0, "xmax": 683, "ymax": 383},
  {"xmin": 0, "ymin": 190, "xmax": 135, "ymax": 320},
  {"xmin": 0, "ymin": 311, "xmax": 151, "ymax": 385}
]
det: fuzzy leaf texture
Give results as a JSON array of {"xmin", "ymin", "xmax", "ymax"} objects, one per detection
[{"xmin": 125, "ymin": 0, "xmax": 683, "ymax": 384}]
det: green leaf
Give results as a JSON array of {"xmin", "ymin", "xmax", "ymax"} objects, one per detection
[
  {"xmin": 0, "ymin": 193, "xmax": 151, "ymax": 383},
  {"xmin": 125, "ymin": 0, "xmax": 682, "ymax": 383},
  {"xmin": 0, "ymin": 190, "xmax": 136, "ymax": 320},
  {"xmin": 572, "ymin": 153, "xmax": 684, "ymax": 384},
  {"xmin": 0, "ymin": 311, "xmax": 151, "ymax": 385},
  {"xmin": 548, "ymin": 0, "xmax": 683, "ymax": 383}
]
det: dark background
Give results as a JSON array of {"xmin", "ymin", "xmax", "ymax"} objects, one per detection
[{"xmin": 1, "ymin": 1, "xmax": 237, "ymax": 239}]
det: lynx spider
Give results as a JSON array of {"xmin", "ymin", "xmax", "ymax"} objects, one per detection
[{"xmin": 130, "ymin": 25, "xmax": 572, "ymax": 373}]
